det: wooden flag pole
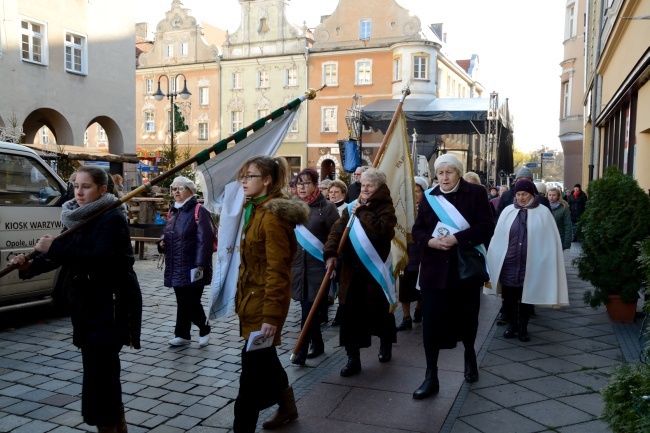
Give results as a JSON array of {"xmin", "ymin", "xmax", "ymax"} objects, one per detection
[
  {"xmin": 1, "ymin": 89, "xmax": 321, "ymax": 280},
  {"xmin": 290, "ymin": 86, "xmax": 411, "ymax": 361}
]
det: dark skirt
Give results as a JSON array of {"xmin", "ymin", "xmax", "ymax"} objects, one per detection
[
  {"xmin": 398, "ymin": 269, "xmax": 421, "ymax": 303},
  {"xmin": 340, "ymin": 277, "xmax": 397, "ymax": 348},
  {"xmin": 421, "ymin": 282, "xmax": 481, "ymax": 350},
  {"xmin": 81, "ymin": 343, "xmax": 123, "ymax": 426}
]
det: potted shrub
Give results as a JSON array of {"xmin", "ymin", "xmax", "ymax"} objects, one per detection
[{"xmin": 575, "ymin": 166, "xmax": 650, "ymax": 322}]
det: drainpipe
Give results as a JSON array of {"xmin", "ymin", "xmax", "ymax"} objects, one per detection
[{"xmin": 589, "ymin": 0, "xmax": 605, "ymax": 182}]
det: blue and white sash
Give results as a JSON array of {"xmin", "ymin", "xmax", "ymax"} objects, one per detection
[
  {"xmin": 346, "ymin": 201, "xmax": 397, "ymax": 306},
  {"xmin": 424, "ymin": 187, "xmax": 489, "ymax": 274},
  {"xmin": 295, "ymin": 224, "xmax": 324, "ymax": 262}
]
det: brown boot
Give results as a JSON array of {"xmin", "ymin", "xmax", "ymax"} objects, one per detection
[{"xmin": 262, "ymin": 386, "xmax": 299, "ymax": 430}]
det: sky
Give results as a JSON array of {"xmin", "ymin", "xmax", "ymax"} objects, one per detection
[{"xmin": 135, "ymin": 0, "xmax": 566, "ymax": 152}]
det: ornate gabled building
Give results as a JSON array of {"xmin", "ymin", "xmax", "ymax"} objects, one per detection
[
  {"xmin": 306, "ymin": 0, "xmax": 484, "ymax": 180},
  {"xmin": 220, "ymin": 0, "xmax": 313, "ymax": 178},
  {"xmin": 136, "ymin": 0, "xmax": 224, "ymax": 165}
]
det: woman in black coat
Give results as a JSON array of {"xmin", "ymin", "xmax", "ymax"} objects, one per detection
[
  {"xmin": 291, "ymin": 168, "xmax": 340, "ymax": 365},
  {"xmin": 10, "ymin": 165, "xmax": 142, "ymax": 432},
  {"xmin": 159, "ymin": 176, "xmax": 215, "ymax": 348},
  {"xmin": 411, "ymin": 154, "xmax": 494, "ymax": 399},
  {"xmin": 567, "ymin": 183, "xmax": 588, "ymax": 241}
]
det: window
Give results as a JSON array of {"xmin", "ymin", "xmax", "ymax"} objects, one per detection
[
  {"xmin": 258, "ymin": 70, "xmax": 269, "ymax": 88},
  {"xmin": 562, "ymin": 81, "xmax": 570, "ymax": 118},
  {"xmin": 232, "ymin": 71, "xmax": 242, "ymax": 89},
  {"xmin": 393, "ymin": 57, "xmax": 401, "ymax": 81},
  {"xmin": 170, "ymin": 76, "xmax": 177, "ymax": 93},
  {"xmin": 413, "ymin": 55, "xmax": 428, "ymax": 80},
  {"xmin": 231, "ymin": 111, "xmax": 243, "ymax": 133},
  {"xmin": 198, "ymin": 122, "xmax": 208, "ymax": 140},
  {"xmin": 180, "ymin": 42, "xmax": 188, "ymax": 57},
  {"xmin": 199, "ymin": 88, "xmax": 209, "ymax": 106},
  {"xmin": 285, "ymin": 156, "xmax": 301, "ymax": 179},
  {"xmin": 0, "ymin": 153, "xmax": 63, "ymax": 206},
  {"xmin": 166, "ymin": 44, "xmax": 174, "ymax": 58},
  {"xmin": 145, "ymin": 111, "xmax": 155, "ymax": 132},
  {"xmin": 322, "ymin": 107, "xmax": 338, "ymax": 133},
  {"xmin": 360, "ymin": 19, "xmax": 371, "ymax": 40},
  {"xmin": 355, "ymin": 59, "xmax": 372, "ymax": 85},
  {"xmin": 64, "ymin": 32, "xmax": 86, "ymax": 74},
  {"xmin": 40, "ymin": 128, "xmax": 50, "ymax": 145},
  {"xmin": 258, "ymin": 109, "xmax": 269, "ymax": 119},
  {"xmin": 145, "ymin": 78, "xmax": 154, "ymax": 94},
  {"xmin": 98, "ymin": 127, "xmax": 106, "ymax": 141},
  {"xmin": 286, "ymin": 67, "xmax": 297, "ymax": 86},
  {"xmin": 323, "ymin": 63, "xmax": 338, "ymax": 86},
  {"xmin": 566, "ymin": 5, "xmax": 577, "ymax": 39},
  {"xmin": 21, "ymin": 19, "xmax": 47, "ymax": 64}
]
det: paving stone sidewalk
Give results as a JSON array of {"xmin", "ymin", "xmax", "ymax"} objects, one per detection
[{"xmin": 0, "ymin": 243, "xmax": 643, "ymax": 432}]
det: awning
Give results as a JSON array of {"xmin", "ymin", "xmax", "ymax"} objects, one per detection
[{"xmin": 361, "ymin": 98, "xmax": 511, "ymax": 135}]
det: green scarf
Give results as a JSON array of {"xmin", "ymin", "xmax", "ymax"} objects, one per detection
[{"xmin": 244, "ymin": 195, "xmax": 268, "ymax": 228}]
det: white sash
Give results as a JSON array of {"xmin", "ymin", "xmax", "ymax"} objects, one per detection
[
  {"xmin": 424, "ymin": 187, "xmax": 489, "ymax": 272},
  {"xmin": 346, "ymin": 201, "xmax": 396, "ymax": 306},
  {"xmin": 294, "ymin": 224, "xmax": 324, "ymax": 262}
]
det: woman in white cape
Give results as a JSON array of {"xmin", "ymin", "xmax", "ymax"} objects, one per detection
[{"xmin": 485, "ymin": 179, "xmax": 569, "ymax": 342}]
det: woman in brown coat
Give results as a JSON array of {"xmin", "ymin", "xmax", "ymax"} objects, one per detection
[
  {"xmin": 324, "ymin": 168, "xmax": 397, "ymax": 377},
  {"xmin": 233, "ymin": 155, "xmax": 309, "ymax": 433}
]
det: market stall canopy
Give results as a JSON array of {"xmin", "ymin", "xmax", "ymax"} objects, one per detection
[
  {"xmin": 361, "ymin": 98, "xmax": 513, "ymax": 135},
  {"xmin": 24, "ymin": 144, "xmax": 139, "ymax": 164}
]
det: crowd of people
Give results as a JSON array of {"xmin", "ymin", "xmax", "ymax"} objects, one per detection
[{"xmin": 7, "ymin": 154, "xmax": 575, "ymax": 432}]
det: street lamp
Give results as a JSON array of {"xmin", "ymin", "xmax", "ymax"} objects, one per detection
[{"xmin": 153, "ymin": 73, "xmax": 191, "ymax": 168}]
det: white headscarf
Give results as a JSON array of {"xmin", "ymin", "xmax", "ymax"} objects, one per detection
[{"xmin": 433, "ymin": 154, "xmax": 464, "ymax": 177}]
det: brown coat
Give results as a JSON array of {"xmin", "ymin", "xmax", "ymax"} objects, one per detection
[
  {"xmin": 323, "ymin": 183, "xmax": 396, "ymax": 304},
  {"xmin": 235, "ymin": 192, "xmax": 309, "ymax": 345}
]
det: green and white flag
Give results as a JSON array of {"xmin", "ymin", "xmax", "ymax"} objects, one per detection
[{"xmin": 198, "ymin": 105, "xmax": 300, "ymax": 320}]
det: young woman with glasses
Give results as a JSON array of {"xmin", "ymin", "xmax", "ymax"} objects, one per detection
[{"xmin": 233, "ymin": 156, "xmax": 309, "ymax": 432}]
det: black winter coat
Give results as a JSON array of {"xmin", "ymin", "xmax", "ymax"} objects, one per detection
[
  {"xmin": 291, "ymin": 193, "xmax": 340, "ymax": 302},
  {"xmin": 20, "ymin": 208, "xmax": 142, "ymax": 349},
  {"xmin": 568, "ymin": 190, "xmax": 588, "ymax": 223},
  {"xmin": 160, "ymin": 197, "xmax": 214, "ymax": 288},
  {"xmin": 412, "ymin": 179, "xmax": 495, "ymax": 290}
]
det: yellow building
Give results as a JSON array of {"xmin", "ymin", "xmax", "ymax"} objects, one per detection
[
  {"xmin": 220, "ymin": 0, "xmax": 312, "ymax": 179},
  {"xmin": 583, "ymin": 0, "xmax": 650, "ymax": 191}
]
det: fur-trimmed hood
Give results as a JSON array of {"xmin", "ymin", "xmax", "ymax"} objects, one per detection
[{"xmin": 263, "ymin": 194, "xmax": 309, "ymax": 226}]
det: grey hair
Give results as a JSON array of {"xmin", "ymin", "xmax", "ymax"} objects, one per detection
[
  {"xmin": 463, "ymin": 171, "xmax": 481, "ymax": 184},
  {"xmin": 361, "ymin": 168, "xmax": 386, "ymax": 186},
  {"xmin": 319, "ymin": 179, "xmax": 332, "ymax": 188}
]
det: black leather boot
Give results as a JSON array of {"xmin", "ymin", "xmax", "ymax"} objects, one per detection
[
  {"xmin": 503, "ymin": 319, "xmax": 518, "ymax": 338},
  {"xmin": 340, "ymin": 348, "xmax": 361, "ymax": 377},
  {"xmin": 518, "ymin": 319, "xmax": 530, "ymax": 342},
  {"xmin": 464, "ymin": 349, "xmax": 479, "ymax": 383},
  {"xmin": 378, "ymin": 339, "xmax": 392, "ymax": 363},
  {"xmin": 413, "ymin": 368, "xmax": 439, "ymax": 399},
  {"xmin": 413, "ymin": 308, "xmax": 422, "ymax": 323},
  {"xmin": 292, "ymin": 339, "xmax": 308, "ymax": 366},
  {"xmin": 397, "ymin": 316, "xmax": 412, "ymax": 331}
]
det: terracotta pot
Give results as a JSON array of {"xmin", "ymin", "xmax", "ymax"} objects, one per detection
[{"xmin": 605, "ymin": 295, "xmax": 637, "ymax": 323}]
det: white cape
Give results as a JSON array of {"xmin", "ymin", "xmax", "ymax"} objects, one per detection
[{"xmin": 484, "ymin": 204, "xmax": 569, "ymax": 307}]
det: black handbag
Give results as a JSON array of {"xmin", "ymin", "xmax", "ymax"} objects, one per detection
[{"xmin": 457, "ymin": 247, "xmax": 489, "ymax": 283}]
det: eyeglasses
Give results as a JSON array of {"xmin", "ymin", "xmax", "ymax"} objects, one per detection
[
  {"xmin": 353, "ymin": 173, "xmax": 362, "ymax": 176},
  {"xmin": 239, "ymin": 175, "xmax": 263, "ymax": 182},
  {"xmin": 171, "ymin": 185, "xmax": 187, "ymax": 192},
  {"xmin": 319, "ymin": 186, "xmax": 329, "ymax": 190},
  {"xmin": 296, "ymin": 182, "xmax": 313, "ymax": 188}
]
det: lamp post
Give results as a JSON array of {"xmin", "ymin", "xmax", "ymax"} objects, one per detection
[{"xmin": 153, "ymin": 73, "xmax": 191, "ymax": 168}]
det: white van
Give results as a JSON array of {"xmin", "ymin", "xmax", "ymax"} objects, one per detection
[{"xmin": 0, "ymin": 142, "xmax": 70, "ymax": 311}]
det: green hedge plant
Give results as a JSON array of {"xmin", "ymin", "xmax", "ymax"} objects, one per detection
[{"xmin": 575, "ymin": 166, "xmax": 650, "ymax": 308}]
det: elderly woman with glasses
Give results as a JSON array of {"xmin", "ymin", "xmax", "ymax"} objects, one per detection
[
  {"xmin": 324, "ymin": 168, "xmax": 397, "ymax": 377},
  {"xmin": 319, "ymin": 179, "xmax": 332, "ymax": 200},
  {"xmin": 158, "ymin": 176, "xmax": 215, "ymax": 348},
  {"xmin": 290, "ymin": 168, "xmax": 340, "ymax": 366}
]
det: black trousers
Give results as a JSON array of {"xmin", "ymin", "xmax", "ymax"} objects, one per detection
[
  {"xmin": 421, "ymin": 283, "xmax": 481, "ymax": 369},
  {"xmin": 300, "ymin": 299, "xmax": 323, "ymax": 350},
  {"xmin": 173, "ymin": 285, "xmax": 210, "ymax": 340},
  {"xmin": 81, "ymin": 344, "xmax": 123, "ymax": 426},
  {"xmin": 233, "ymin": 343, "xmax": 289, "ymax": 433},
  {"xmin": 502, "ymin": 286, "xmax": 533, "ymax": 321}
]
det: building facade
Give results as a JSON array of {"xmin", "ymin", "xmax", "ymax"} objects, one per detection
[
  {"xmin": 559, "ymin": 0, "xmax": 586, "ymax": 189},
  {"xmin": 136, "ymin": 0, "xmax": 224, "ymax": 170},
  {"xmin": 220, "ymin": 0, "xmax": 312, "ymax": 178},
  {"xmin": 0, "ymin": 0, "xmax": 135, "ymax": 159},
  {"xmin": 583, "ymin": 0, "xmax": 649, "ymax": 191},
  {"xmin": 306, "ymin": 0, "xmax": 484, "ymax": 180}
]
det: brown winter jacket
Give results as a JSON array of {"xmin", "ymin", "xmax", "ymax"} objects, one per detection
[
  {"xmin": 323, "ymin": 183, "xmax": 396, "ymax": 304},
  {"xmin": 235, "ymin": 191, "xmax": 309, "ymax": 345}
]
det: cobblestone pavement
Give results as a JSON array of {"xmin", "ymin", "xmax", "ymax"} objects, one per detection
[{"xmin": 0, "ymin": 244, "xmax": 644, "ymax": 432}]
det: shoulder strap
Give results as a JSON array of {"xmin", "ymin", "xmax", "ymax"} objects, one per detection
[{"xmin": 194, "ymin": 203, "xmax": 201, "ymax": 224}]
